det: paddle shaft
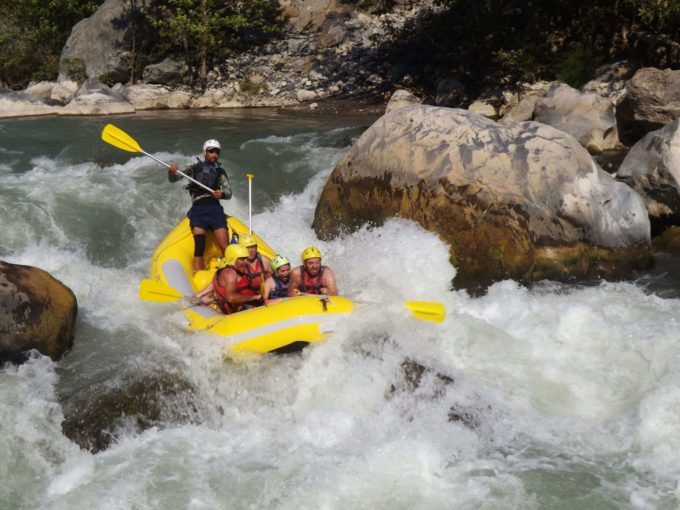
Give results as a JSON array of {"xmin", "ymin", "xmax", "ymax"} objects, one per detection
[
  {"xmin": 143, "ymin": 150, "xmax": 215, "ymax": 194},
  {"xmin": 246, "ymin": 173, "xmax": 254, "ymax": 234}
]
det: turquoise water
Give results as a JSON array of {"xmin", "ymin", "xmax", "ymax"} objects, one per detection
[{"xmin": 2, "ymin": 110, "xmax": 680, "ymax": 509}]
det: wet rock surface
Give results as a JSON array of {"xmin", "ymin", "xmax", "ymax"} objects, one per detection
[
  {"xmin": 0, "ymin": 261, "xmax": 77, "ymax": 364},
  {"xmin": 313, "ymin": 105, "xmax": 652, "ymax": 290}
]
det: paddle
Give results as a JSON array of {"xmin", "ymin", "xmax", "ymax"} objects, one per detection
[
  {"xmin": 101, "ymin": 123, "xmax": 214, "ymax": 194},
  {"xmin": 246, "ymin": 173, "xmax": 254, "ymax": 234},
  {"xmin": 140, "ymin": 279, "xmax": 445, "ymax": 323}
]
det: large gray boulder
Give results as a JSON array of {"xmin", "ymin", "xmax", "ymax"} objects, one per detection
[
  {"xmin": 616, "ymin": 118, "xmax": 680, "ymax": 235},
  {"xmin": 313, "ymin": 105, "xmax": 651, "ymax": 289},
  {"xmin": 534, "ymin": 83, "xmax": 620, "ymax": 152},
  {"xmin": 58, "ymin": 0, "xmax": 144, "ymax": 83},
  {"xmin": 142, "ymin": 58, "xmax": 186, "ymax": 85},
  {"xmin": 616, "ymin": 67, "xmax": 680, "ymax": 146},
  {"xmin": 0, "ymin": 262, "xmax": 77, "ymax": 364}
]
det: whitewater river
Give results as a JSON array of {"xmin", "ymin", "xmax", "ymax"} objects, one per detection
[{"xmin": 2, "ymin": 110, "xmax": 680, "ymax": 509}]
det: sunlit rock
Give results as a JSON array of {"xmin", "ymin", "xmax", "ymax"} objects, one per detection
[
  {"xmin": 616, "ymin": 118, "xmax": 680, "ymax": 236},
  {"xmin": 0, "ymin": 90, "xmax": 58, "ymax": 118},
  {"xmin": 60, "ymin": 79, "xmax": 134, "ymax": 115},
  {"xmin": 385, "ymin": 89, "xmax": 421, "ymax": 114},
  {"xmin": 313, "ymin": 105, "xmax": 651, "ymax": 290},
  {"xmin": 498, "ymin": 81, "xmax": 553, "ymax": 125},
  {"xmin": 0, "ymin": 261, "xmax": 77, "ymax": 364},
  {"xmin": 534, "ymin": 83, "xmax": 620, "ymax": 152},
  {"xmin": 116, "ymin": 84, "xmax": 192, "ymax": 110},
  {"xmin": 24, "ymin": 81, "xmax": 56, "ymax": 101}
]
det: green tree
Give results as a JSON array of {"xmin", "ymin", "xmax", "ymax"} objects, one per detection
[
  {"xmin": 145, "ymin": 0, "xmax": 279, "ymax": 87},
  {"xmin": 0, "ymin": 0, "xmax": 99, "ymax": 88}
]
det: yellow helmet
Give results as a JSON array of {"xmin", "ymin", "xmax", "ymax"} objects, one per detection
[
  {"xmin": 239, "ymin": 234, "xmax": 257, "ymax": 248},
  {"xmin": 220, "ymin": 243, "xmax": 249, "ymax": 268},
  {"xmin": 301, "ymin": 246, "xmax": 321, "ymax": 263}
]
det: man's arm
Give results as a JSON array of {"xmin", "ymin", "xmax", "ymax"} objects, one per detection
[
  {"xmin": 168, "ymin": 163, "xmax": 182, "ymax": 183},
  {"xmin": 218, "ymin": 169, "xmax": 232, "ymax": 199},
  {"xmin": 321, "ymin": 268, "xmax": 338, "ymax": 296},
  {"xmin": 222, "ymin": 271, "xmax": 261, "ymax": 306},
  {"xmin": 287, "ymin": 268, "xmax": 302, "ymax": 296}
]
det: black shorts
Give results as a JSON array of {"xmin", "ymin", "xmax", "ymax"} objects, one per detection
[{"xmin": 187, "ymin": 204, "xmax": 227, "ymax": 231}]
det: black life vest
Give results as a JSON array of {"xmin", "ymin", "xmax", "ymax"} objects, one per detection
[{"xmin": 188, "ymin": 159, "xmax": 225, "ymax": 203}]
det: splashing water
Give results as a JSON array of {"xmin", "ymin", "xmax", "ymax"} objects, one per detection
[{"xmin": 1, "ymin": 110, "xmax": 680, "ymax": 509}]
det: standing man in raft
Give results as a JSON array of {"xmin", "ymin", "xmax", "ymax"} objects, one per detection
[{"xmin": 169, "ymin": 139, "xmax": 232, "ymax": 272}]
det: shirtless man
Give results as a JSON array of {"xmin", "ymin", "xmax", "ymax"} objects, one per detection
[{"xmin": 287, "ymin": 246, "xmax": 338, "ymax": 296}]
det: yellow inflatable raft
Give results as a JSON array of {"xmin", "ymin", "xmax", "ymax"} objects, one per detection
[{"xmin": 142, "ymin": 216, "xmax": 355, "ymax": 356}]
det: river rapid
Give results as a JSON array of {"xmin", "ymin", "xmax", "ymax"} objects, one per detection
[{"xmin": 1, "ymin": 110, "xmax": 680, "ymax": 510}]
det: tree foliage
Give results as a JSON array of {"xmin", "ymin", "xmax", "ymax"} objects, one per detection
[
  {"xmin": 0, "ymin": 0, "xmax": 99, "ymax": 88},
  {"xmin": 143, "ymin": 0, "xmax": 280, "ymax": 85},
  {"xmin": 388, "ymin": 0, "xmax": 680, "ymax": 91}
]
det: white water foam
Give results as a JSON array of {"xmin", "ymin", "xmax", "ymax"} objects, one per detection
[{"xmin": 3, "ymin": 118, "xmax": 680, "ymax": 509}]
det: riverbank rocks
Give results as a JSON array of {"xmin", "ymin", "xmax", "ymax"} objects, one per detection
[
  {"xmin": 0, "ymin": 90, "xmax": 58, "ymax": 118},
  {"xmin": 116, "ymin": 84, "xmax": 192, "ymax": 110},
  {"xmin": 534, "ymin": 83, "xmax": 620, "ymax": 152},
  {"xmin": 616, "ymin": 67, "xmax": 680, "ymax": 146},
  {"xmin": 498, "ymin": 81, "xmax": 553, "ymax": 125},
  {"xmin": 0, "ymin": 261, "xmax": 77, "ymax": 364},
  {"xmin": 313, "ymin": 105, "xmax": 652, "ymax": 290},
  {"xmin": 616, "ymin": 118, "xmax": 680, "ymax": 236},
  {"xmin": 61, "ymin": 79, "xmax": 135, "ymax": 115}
]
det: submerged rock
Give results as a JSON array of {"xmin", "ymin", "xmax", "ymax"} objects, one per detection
[
  {"xmin": 60, "ymin": 372, "xmax": 199, "ymax": 453},
  {"xmin": 313, "ymin": 105, "xmax": 652, "ymax": 290},
  {"xmin": 616, "ymin": 118, "xmax": 680, "ymax": 236},
  {"xmin": 0, "ymin": 261, "xmax": 77, "ymax": 364}
]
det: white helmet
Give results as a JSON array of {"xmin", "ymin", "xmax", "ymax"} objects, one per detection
[{"xmin": 203, "ymin": 139, "xmax": 221, "ymax": 155}]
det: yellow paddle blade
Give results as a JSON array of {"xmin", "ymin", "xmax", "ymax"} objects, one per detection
[
  {"xmin": 139, "ymin": 279, "xmax": 184, "ymax": 302},
  {"xmin": 404, "ymin": 301, "xmax": 446, "ymax": 323},
  {"xmin": 101, "ymin": 123, "xmax": 143, "ymax": 153}
]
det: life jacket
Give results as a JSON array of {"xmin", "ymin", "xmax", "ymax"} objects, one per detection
[
  {"xmin": 212, "ymin": 266, "xmax": 258, "ymax": 314},
  {"xmin": 298, "ymin": 265, "xmax": 326, "ymax": 295},
  {"xmin": 269, "ymin": 275, "xmax": 289, "ymax": 299},
  {"xmin": 245, "ymin": 253, "xmax": 266, "ymax": 292},
  {"xmin": 188, "ymin": 159, "xmax": 225, "ymax": 203}
]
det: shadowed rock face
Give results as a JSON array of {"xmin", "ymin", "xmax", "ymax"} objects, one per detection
[
  {"xmin": 0, "ymin": 261, "xmax": 77, "ymax": 363},
  {"xmin": 616, "ymin": 118, "xmax": 680, "ymax": 237},
  {"xmin": 313, "ymin": 105, "xmax": 652, "ymax": 290}
]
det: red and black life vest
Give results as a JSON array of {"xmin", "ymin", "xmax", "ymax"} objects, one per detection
[
  {"xmin": 212, "ymin": 266, "xmax": 259, "ymax": 314},
  {"xmin": 298, "ymin": 265, "xmax": 326, "ymax": 295},
  {"xmin": 245, "ymin": 253, "xmax": 266, "ymax": 291}
]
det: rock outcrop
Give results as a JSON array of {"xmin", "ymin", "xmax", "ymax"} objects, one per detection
[
  {"xmin": 313, "ymin": 105, "xmax": 652, "ymax": 290},
  {"xmin": 0, "ymin": 262, "xmax": 77, "ymax": 364},
  {"xmin": 61, "ymin": 372, "xmax": 199, "ymax": 453},
  {"xmin": 616, "ymin": 67, "xmax": 680, "ymax": 146},
  {"xmin": 0, "ymin": 90, "xmax": 58, "ymax": 118},
  {"xmin": 58, "ymin": 0, "xmax": 138, "ymax": 83},
  {"xmin": 534, "ymin": 83, "xmax": 620, "ymax": 152},
  {"xmin": 616, "ymin": 118, "xmax": 680, "ymax": 236}
]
